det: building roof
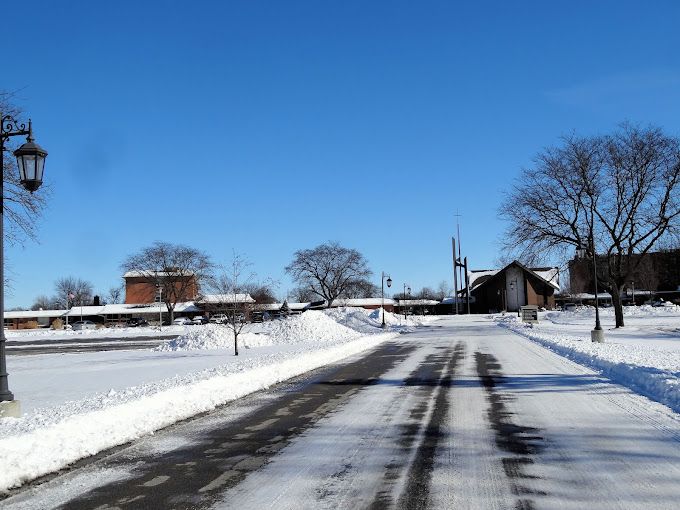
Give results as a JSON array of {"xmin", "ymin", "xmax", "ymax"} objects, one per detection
[
  {"xmin": 195, "ymin": 294, "xmax": 256, "ymax": 304},
  {"xmin": 123, "ymin": 270, "xmax": 196, "ymax": 278},
  {"xmin": 255, "ymin": 302, "xmax": 310, "ymax": 311},
  {"xmin": 469, "ymin": 261, "xmax": 560, "ymax": 292},
  {"xmin": 64, "ymin": 302, "xmax": 200, "ymax": 316},
  {"xmin": 396, "ymin": 299, "xmax": 440, "ymax": 306},
  {"xmin": 4, "ymin": 309, "xmax": 68, "ymax": 319}
]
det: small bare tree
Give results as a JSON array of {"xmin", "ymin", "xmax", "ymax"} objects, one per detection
[
  {"xmin": 207, "ymin": 253, "xmax": 259, "ymax": 356},
  {"xmin": 121, "ymin": 241, "xmax": 213, "ymax": 321},
  {"xmin": 501, "ymin": 124, "xmax": 680, "ymax": 327},
  {"xmin": 31, "ymin": 294, "xmax": 55, "ymax": 311},
  {"xmin": 285, "ymin": 241, "xmax": 372, "ymax": 307},
  {"xmin": 107, "ymin": 284, "xmax": 125, "ymax": 304}
]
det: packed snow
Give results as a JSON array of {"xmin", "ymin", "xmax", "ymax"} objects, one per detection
[
  {"xmin": 496, "ymin": 305, "xmax": 680, "ymax": 414},
  {"xmin": 0, "ymin": 308, "xmax": 429, "ymax": 493}
]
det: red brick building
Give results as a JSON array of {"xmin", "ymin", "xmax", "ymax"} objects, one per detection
[{"xmin": 124, "ymin": 271, "xmax": 199, "ymax": 304}]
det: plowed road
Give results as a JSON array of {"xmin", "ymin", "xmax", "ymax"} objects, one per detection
[{"xmin": 3, "ymin": 317, "xmax": 680, "ymax": 509}]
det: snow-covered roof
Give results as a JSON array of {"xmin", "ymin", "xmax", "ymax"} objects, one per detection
[
  {"xmin": 4, "ymin": 309, "xmax": 68, "ymax": 319},
  {"xmin": 195, "ymin": 294, "xmax": 255, "ymax": 304},
  {"xmin": 396, "ymin": 299, "xmax": 440, "ymax": 306},
  {"xmin": 468, "ymin": 270, "xmax": 499, "ymax": 289},
  {"xmin": 255, "ymin": 302, "xmax": 310, "ymax": 311},
  {"xmin": 123, "ymin": 270, "xmax": 195, "ymax": 278},
  {"xmin": 468, "ymin": 262, "xmax": 560, "ymax": 292},
  {"xmin": 532, "ymin": 267, "xmax": 560, "ymax": 290},
  {"xmin": 65, "ymin": 302, "xmax": 200, "ymax": 316}
]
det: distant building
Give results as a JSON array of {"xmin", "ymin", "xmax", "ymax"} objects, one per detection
[
  {"xmin": 569, "ymin": 250, "xmax": 680, "ymax": 301},
  {"xmin": 468, "ymin": 261, "xmax": 559, "ymax": 313},
  {"xmin": 123, "ymin": 270, "xmax": 199, "ymax": 304}
]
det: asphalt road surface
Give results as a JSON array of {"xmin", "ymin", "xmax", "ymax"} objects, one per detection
[
  {"xmin": 5, "ymin": 335, "xmax": 177, "ymax": 355},
  {"xmin": 2, "ymin": 317, "xmax": 680, "ymax": 509}
]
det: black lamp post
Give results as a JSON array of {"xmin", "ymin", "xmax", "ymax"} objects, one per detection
[
  {"xmin": 403, "ymin": 283, "xmax": 411, "ymax": 320},
  {"xmin": 0, "ymin": 116, "xmax": 47, "ymax": 415},
  {"xmin": 381, "ymin": 272, "xmax": 392, "ymax": 328},
  {"xmin": 577, "ymin": 241, "xmax": 604, "ymax": 343}
]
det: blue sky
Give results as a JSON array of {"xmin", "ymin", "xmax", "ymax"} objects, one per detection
[{"xmin": 3, "ymin": 1, "xmax": 680, "ymax": 307}]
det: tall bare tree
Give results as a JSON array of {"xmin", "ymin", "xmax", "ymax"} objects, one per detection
[
  {"xmin": 121, "ymin": 241, "xmax": 213, "ymax": 321},
  {"xmin": 501, "ymin": 124, "xmax": 680, "ymax": 327},
  {"xmin": 285, "ymin": 241, "xmax": 372, "ymax": 308},
  {"xmin": 53, "ymin": 276, "xmax": 94, "ymax": 308},
  {"xmin": 207, "ymin": 253, "xmax": 260, "ymax": 356},
  {"xmin": 1, "ymin": 92, "xmax": 49, "ymax": 246}
]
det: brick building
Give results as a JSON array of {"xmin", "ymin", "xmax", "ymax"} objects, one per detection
[
  {"xmin": 124, "ymin": 270, "xmax": 199, "ymax": 304},
  {"xmin": 468, "ymin": 261, "xmax": 559, "ymax": 313},
  {"xmin": 569, "ymin": 250, "xmax": 680, "ymax": 297}
]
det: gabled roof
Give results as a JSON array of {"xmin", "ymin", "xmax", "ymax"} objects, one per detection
[{"xmin": 469, "ymin": 261, "xmax": 560, "ymax": 292}]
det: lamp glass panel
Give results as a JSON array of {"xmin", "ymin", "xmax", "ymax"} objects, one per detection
[
  {"xmin": 20, "ymin": 155, "xmax": 37, "ymax": 181},
  {"xmin": 36, "ymin": 155, "xmax": 45, "ymax": 182}
]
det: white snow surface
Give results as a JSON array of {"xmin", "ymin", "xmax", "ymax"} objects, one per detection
[
  {"xmin": 159, "ymin": 308, "xmax": 432, "ymax": 351},
  {"xmin": 496, "ymin": 305, "xmax": 680, "ymax": 414},
  {"xmin": 0, "ymin": 308, "xmax": 423, "ymax": 493}
]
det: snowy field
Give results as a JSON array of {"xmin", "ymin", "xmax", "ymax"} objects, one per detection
[
  {"xmin": 496, "ymin": 304, "xmax": 680, "ymax": 414},
  {"xmin": 0, "ymin": 308, "xmax": 433, "ymax": 493}
]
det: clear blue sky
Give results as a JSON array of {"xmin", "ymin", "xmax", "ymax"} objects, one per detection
[{"xmin": 3, "ymin": 1, "xmax": 680, "ymax": 307}]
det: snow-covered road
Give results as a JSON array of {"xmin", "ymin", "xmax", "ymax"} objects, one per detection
[{"xmin": 2, "ymin": 317, "xmax": 680, "ymax": 509}]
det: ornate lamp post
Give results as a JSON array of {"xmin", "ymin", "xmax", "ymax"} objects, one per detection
[
  {"xmin": 403, "ymin": 283, "xmax": 411, "ymax": 320},
  {"xmin": 0, "ymin": 115, "xmax": 47, "ymax": 417},
  {"xmin": 381, "ymin": 272, "xmax": 392, "ymax": 328}
]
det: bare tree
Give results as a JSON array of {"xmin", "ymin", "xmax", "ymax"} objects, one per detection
[
  {"xmin": 53, "ymin": 276, "xmax": 94, "ymax": 308},
  {"xmin": 1, "ymin": 92, "xmax": 49, "ymax": 246},
  {"xmin": 107, "ymin": 284, "xmax": 125, "ymax": 304},
  {"xmin": 207, "ymin": 253, "xmax": 259, "ymax": 356},
  {"xmin": 245, "ymin": 283, "xmax": 278, "ymax": 304},
  {"xmin": 31, "ymin": 294, "xmax": 54, "ymax": 311},
  {"xmin": 285, "ymin": 241, "xmax": 372, "ymax": 307},
  {"xmin": 500, "ymin": 124, "xmax": 680, "ymax": 327},
  {"xmin": 290, "ymin": 286, "xmax": 317, "ymax": 303},
  {"xmin": 340, "ymin": 278, "xmax": 378, "ymax": 299},
  {"xmin": 435, "ymin": 280, "xmax": 452, "ymax": 300},
  {"xmin": 416, "ymin": 286, "xmax": 436, "ymax": 300},
  {"xmin": 121, "ymin": 241, "xmax": 213, "ymax": 321}
]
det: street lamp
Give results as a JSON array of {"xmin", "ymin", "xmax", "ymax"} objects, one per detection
[
  {"xmin": 381, "ymin": 272, "xmax": 392, "ymax": 328},
  {"xmin": 403, "ymin": 283, "xmax": 411, "ymax": 320},
  {"xmin": 0, "ymin": 115, "xmax": 48, "ymax": 417},
  {"xmin": 577, "ymin": 243, "xmax": 604, "ymax": 343}
]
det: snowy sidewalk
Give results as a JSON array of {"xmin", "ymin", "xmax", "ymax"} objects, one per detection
[{"xmin": 496, "ymin": 308, "xmax": 680, "ymax": 415}]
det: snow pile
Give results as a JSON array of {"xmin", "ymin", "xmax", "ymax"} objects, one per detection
[
  {"xmin": 258, "ymin": 311, "xmax": 362, "ymax": 344},
  {"xmin": 323, "ymin": 307, "xmax": 409, "ymax": 333},
  {"xmin": 156, "ymin": 325, "xmax": 264, "ymax": 351},
  {"xmin": 495, "ymin": 314, "xmax": 680, "ymax": 413},
  {"xmin": 158, "ymin": 311, "xmax": 363, "ymax": 352}
]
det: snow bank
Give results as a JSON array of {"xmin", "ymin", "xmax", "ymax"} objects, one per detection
[
  {"xmin": 158, "ymin": 308, "xmax": 426, "ymax": 352},
  {"xmin": 546, "ymin": 304, "xmax": 680, "ymax": 325},
  {"xmin": 496, "ymin": 315, "xmax": 680, "ymax": 414}
]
